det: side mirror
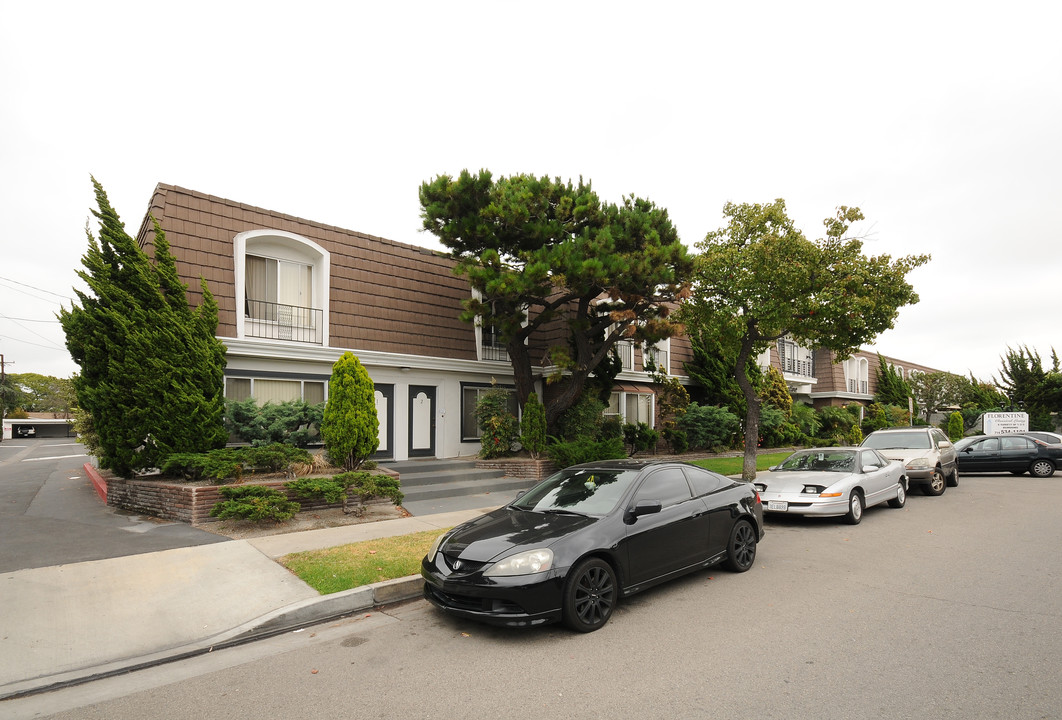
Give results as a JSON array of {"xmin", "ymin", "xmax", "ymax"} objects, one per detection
[
  {"xmin": 626, "ymin": 499, "xmax": 662, "ymax": 522},
  {"xmin": 862, "ymin": 465, "xmax": 879, "ymax": 474}
]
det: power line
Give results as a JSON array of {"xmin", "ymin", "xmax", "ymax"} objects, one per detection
[{"xmin": 0, "ymin": 276, "xmax": 76, "ymax": 303}]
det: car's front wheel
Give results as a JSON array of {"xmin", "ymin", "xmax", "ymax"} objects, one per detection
[
  {"xmin": 1029, "ymin": 459, "xmax": 1056, "ymax": 478},
  {"xmin": 923, "ymin": 468, "xmax": 946, "ymax": 496},
  {"xmin": 844, "ymin": 490, "xmax": 864, "ymax": 525},
  {"xmin": 947, "ymin": 467, "xmax": 959, "ymax": 487},
  {"xmin": 723, "ymin": 519, "xmax": 757, "ymax": 572},
  {"xmin": 563, "ymin": 557, "xmax": 617, "ymax": 633},
  {"xmin": 888, "ymin": 483, "xmax": 907, "ymax": 508}
]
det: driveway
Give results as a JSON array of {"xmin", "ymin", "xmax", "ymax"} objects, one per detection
[{"xmin": 0, "ymin": 439, "xmax": 227, "ymax": 573}]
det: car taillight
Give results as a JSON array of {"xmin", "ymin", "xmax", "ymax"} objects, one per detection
[{"xmin": 754, "ymin": 489, "xmax": 762, "ymax": 505}]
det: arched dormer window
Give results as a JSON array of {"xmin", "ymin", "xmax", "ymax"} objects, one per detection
[{"xmin": 234, "ymin": 230, "xmax": 330, "ymax": 345}]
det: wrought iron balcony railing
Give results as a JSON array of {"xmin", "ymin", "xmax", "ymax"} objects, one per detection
[{"xmin": 245, "ymin": 299, "xmax": 323, "ymax": 344}]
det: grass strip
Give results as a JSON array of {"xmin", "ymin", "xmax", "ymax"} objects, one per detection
[
  {"xmin": 280, "ymin": 528, "xmax": 451, "ymax": 595},
  {"xmin": 690, "ymin": 452, "xmax": 792, "ymax": 476}
]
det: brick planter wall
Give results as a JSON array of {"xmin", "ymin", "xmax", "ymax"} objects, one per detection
[
  {"xmin": 102, "ymin": 474, "xmax": 393, "ymax": 526},
  {"xmin": 475, "ymin": 457, "xmax": 556, "ymax": 481}
]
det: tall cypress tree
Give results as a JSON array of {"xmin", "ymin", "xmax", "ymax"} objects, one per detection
[
  {"xmin": 60, "ymin": 178, "xmax": 227, "ymax": 476},
  {"xmin": 322, "ymin": 352, "xmax": 379, "ymax": 471}
]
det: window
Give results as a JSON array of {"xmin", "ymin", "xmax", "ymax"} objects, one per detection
[
  {"xmin": 607, "ymin": 391, "xmax": 655, "ymax": 427},
  {"xmin": 779, "ymin": 337, "xmax": 814, "ymax": 377},
  {"xmin": 634, "ymin": 468, "xmax": 693, "ymax": 508},
  {"xmin": 235, "ymin": 230, "xmax": 329, "ymax": 345},
  {"xmin": 845, "ymin": 356, "xmax": 870, "ymax": 394},
  {"xmin": 643, "ymin": 339, "xmax": 670, "ymax": 373},
  {"xmin": 683, "ymin": 466, "xmax": 727, "ymax": 497},
  {"xmin": 461, "ymin": 384, "xmax": 518, "ymax": 441},
  {"xmin": 246, "ymin": 255, "xmax": 312, "ymax": 313},
  {"xmin": 224, "ymin": 377, "xmax": 326, "ymax": 405}
]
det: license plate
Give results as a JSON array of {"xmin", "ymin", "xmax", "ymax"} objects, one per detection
[{"xmin": 767, "ymin": 500, "xmax": 788, "ymax": 512}]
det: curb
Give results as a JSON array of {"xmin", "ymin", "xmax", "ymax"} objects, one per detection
[{"xmin": 0, "ymin": 574, "xmax": 425, "ymax": 701}]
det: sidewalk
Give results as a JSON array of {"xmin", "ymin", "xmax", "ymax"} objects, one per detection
[{"xmin": 0, "ymin": 507, "xmax": 490, "ymax": 700}]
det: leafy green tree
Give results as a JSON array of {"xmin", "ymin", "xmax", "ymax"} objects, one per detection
[
  {"xmin": 909, "ymin": 371, "xmax": 961, "ymax": 423},
  {"xmin": 995, "ymin": 346, "xmax": 1061, "ymax": 429},
  {"xmin": 6, "ymin": 373, "xmax": 75, "ymax": 416},
  {"xmin": 419, "ymin": 170, "xmax": 693, "ymax": 429},
  {"xmin": 953, "ymin": 373, "xmax": 1006, "ymax": 411},
  {"xmin": 678, "ymin": 199, "xmax": 929, "ymax": 479},
  {"xmin": 874, "ymin": 355, "xmax": 912, "ymax": 408},
  {"xmin": 322, "ymin": 352, "xmax": 379, "ymax": 471},
  {"xmin": 59, "ymin": 178, "xmax": 227, "ymax": 476},
  {"xmin": 519, "ymin": 392, "xmax": 547, "ymax": 459}
]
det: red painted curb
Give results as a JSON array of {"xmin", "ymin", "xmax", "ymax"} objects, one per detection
[{"xmin": 84, "ymin": 462, "xmax": 107, "ymax": 503}]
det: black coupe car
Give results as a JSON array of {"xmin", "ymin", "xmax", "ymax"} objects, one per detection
[
  {"xmin": 954, "ymin": 434, "xmax": 1062, "ymax": 477},
  {"xmin": 422, "ymin": 459, "xmax": 764, "ymax": 632}
]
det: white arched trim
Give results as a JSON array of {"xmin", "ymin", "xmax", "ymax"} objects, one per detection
[{"xmin": 234, "ymin": 229, "xmax": 330, "ymax": 345}]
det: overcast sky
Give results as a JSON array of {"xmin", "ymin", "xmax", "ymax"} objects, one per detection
[{"xmin": 1, "ymin": 1, "xmax": 1059, "ymax": 384}]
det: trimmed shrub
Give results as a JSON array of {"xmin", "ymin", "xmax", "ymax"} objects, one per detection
[
  {"xmin": 678, "ymin": 403, "xmax": 742, "ymax": 451},
  {"xmin": 286, "ymin": 471, "xmax": 404, "ymax": 514},
  {"xmin": 210, "ymin": 485, "xmax": 300, "ymax": 523},
  {"xmin": 546, "ymin": 437, "xmax": 626, "ymax": 467},
  {"xmin": 554, "ymin": 394, "xmax": 606, "ymax": 442},
  {"xmin": 662, "ymin": 427, "xmax": 689, "ymax": 454},
  {"xmin": 474, "ymin": 388, "xmax": 520, "ymax": 459},
  {"xmin": 519, "ymin": 393, "xmax": 547, "ymax": 459},
  {"xmin": 946, "ymin": 411, "xmax": 964, "ymax": 441},
  {"xmin": 161, "ymin": 444, "xmax": 312, "ymax": 482},
  {"xmin": 225, "ymin": 397, "xmax": 324, "ymax": 448},
  {"xmin": 623, "ymin": 422, "xmax": 659, "ymax": 456}
]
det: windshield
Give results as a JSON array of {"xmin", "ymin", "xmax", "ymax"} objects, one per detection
[
  {"xmin": 863, "ymin": 431, "xmax": 931, "ymax": 450},
  {"xmin": 776, "ymin": 450, "xmax": 855, "ymax": 473},
  {"xmin": 510, "ymin": 468, "xmax": 640, "ymax": 516}
]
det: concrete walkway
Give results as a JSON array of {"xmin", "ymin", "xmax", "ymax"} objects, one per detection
[{"xmin": 0, "ymin": 508, "xmax": 489, "ymax": 700}]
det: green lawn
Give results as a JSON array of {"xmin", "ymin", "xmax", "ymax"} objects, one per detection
[
  {"xmin": 279, "ymin": 528, "xmax": 450, "ymax": 595},
  {"xmin": 689, "ymin": 452, "xmax": 792, "ymax": 476}
]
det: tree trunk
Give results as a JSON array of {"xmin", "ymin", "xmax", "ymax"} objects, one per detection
[{"xmin": 734, "ymin": 336, "xmax": 761, "ymax": 482}]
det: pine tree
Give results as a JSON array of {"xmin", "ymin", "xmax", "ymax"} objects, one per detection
[
  {"xmin": 322, "ymin": 352, "xmax": 379, "ymax": 471},
  {"xmin": 59, "ymin": 178, "xmax": 227, "ymax": 476}
]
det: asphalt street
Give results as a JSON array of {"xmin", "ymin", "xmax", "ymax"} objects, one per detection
[
  {"xmin": 5, "ymin": 461, "xmax": 1061, "ymax": 720},
  {"xmin": 0, "ymin": 439, "xmax": 227, "ymax": 573}
]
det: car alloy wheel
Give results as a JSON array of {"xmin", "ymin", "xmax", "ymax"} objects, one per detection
[
  {"xmin": 844, "ymin": 491, "xmax": 864, "ymax": 525},
  {"xmin": 888, "ymin": 483, "xmax": 906, "ymax": 508},
  {"xmin": 924, "ymin": 469, "xmax": 946, "ymax": 496},
  {"xmin": 563, "ymin": 557, "xmax": 617, "ymax": 633},
  {"xmin": 724, "ymin": 520, "xmax": 757, "ymax": 572},
  {"xmin": 1029, "ymin": 460, "xmax": 1056, "ymax": 478}
]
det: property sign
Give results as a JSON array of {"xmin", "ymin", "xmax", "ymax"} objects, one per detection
[{"xmin": 982, "ymin": 412, "xmax": 1029, "ymax": 434}]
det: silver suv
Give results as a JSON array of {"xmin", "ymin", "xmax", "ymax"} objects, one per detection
[{"xmin": 860, "ymin": 427, "xmax": 958, "ymax": 496}]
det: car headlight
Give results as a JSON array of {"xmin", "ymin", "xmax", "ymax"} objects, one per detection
[
  {"xmin": 483, "ymin": 549, "xmax": 554, "ymax": 577},
  {"xmin": 426, "ymin": 532, "xmax": 449, "ymax": 563},
  {"xmin": 906, "ymin": 458, "xmax": 931, "ymax": 470},
  {"xmin": 802, "ymin": 485, "xmax": 826, "ymax": 495}
]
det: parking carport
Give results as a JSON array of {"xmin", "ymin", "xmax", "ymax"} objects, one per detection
[{"xmin": 2, "ymin": 418, "xmax": 75, "ymax": 440}]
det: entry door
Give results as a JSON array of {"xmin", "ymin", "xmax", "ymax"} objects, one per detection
[
  {"xmin": 408, "ymin": 386, "xmax": 436, "ymax": 457},
  {"xmin": 373, "ymin": 385, "xmax": 394, "ymax": 460}
]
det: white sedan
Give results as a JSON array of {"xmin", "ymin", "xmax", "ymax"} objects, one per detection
[{"xmin": 753, "ymin": 448, "xmax": 907, "ymax": 525}]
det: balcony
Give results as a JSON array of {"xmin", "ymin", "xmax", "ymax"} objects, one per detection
[
  {"xmin": 782, "ymin": 356, "xmax": 815, "ymax": 378},
  {"xmin": 481, "ymin": 343, "xmax": 509, "ymax": 362},
  {"xmin": 245, "ymin": 300, "xmax": 323, "ymax": 344}
]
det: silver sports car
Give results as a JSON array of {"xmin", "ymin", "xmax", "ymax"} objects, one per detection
[{"xmin": 753, "ymin": 447, "xmax": 907, "ymax": 525}]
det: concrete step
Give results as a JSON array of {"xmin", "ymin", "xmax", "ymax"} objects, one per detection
[{"xmin": 401, "ymin": 475, "xmax": 536, "ymax": 502}]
